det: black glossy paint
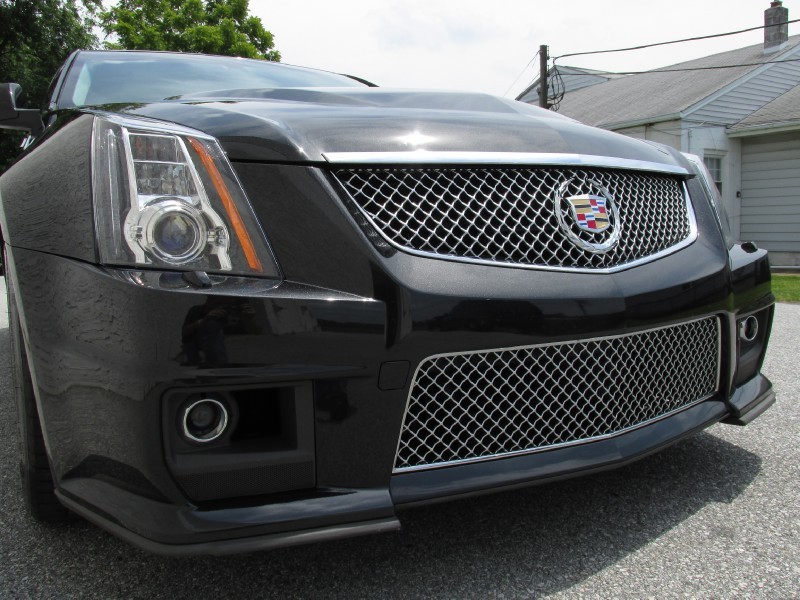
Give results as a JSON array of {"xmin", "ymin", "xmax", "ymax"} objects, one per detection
[
  {"xmin": 0, "ymin": 50, "xmax": 775, "ymax": 554},
  {"xmin": 0, "ymin": 113, "xmax": 96, "ymax": 263},
  {"xmin": 122, "ymin": 94, "xmax": 683, "ymax": 165},
  {"xmin": 4, "ymin": 226, "xmax": 773, "ymax": 550}
]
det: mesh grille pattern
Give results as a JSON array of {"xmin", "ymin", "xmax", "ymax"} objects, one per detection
[
  {"xmin": 332, "ymin": 167, "xmax": 691, "ymax": 270},
  {"xmin": 395, "ymin": 318, "xmax": 720, "ymax": 471}
]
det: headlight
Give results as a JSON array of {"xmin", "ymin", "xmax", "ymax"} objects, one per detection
[
  {"xmin": 92, "ymin": 114, "xmax": 280, "ymax": 277},
  {"xmin": 682, "ymin": 152, "xmax": 735, "ymax": 249}
]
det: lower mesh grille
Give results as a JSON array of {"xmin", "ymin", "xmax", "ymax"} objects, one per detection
[{"xmin": 394, "ymin": 317, "xmax": 721, "ymax": 472}]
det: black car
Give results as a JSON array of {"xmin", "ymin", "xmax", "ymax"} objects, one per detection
[{"xmin": 0, "ymin": 50, "xmax": 775, "ymax": 555}]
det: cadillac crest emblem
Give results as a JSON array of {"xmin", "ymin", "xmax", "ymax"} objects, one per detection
[
  {"xmin": 554, "ymin": 178, "xmax": 621, "ymax": 254},
  {"xmin": 567, "ymin": 194, "xmax": 610, "ymax": 232}
]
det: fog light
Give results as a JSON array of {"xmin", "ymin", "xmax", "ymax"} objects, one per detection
[
  {"xmin": 182, "ymin": 398, "xmax": 229, "ymax": 443},
  {"xmin": 739, "ymin": 315, "xmax": 759, "ymax": 343},
  {"xmin": 734, "ymin": 308, "xmax": 772, "ymax": 387}
]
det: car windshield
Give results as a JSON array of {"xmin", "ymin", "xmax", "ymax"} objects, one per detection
[{"xmin": 58, "ymin": 51, "xmax": 365, "ymax": 108}]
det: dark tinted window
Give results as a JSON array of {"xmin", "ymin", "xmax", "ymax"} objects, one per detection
[{"xmin": 58, "ymin": 51, "xmax": 364, "ymax": 108}]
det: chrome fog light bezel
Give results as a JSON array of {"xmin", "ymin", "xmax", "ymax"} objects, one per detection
[
  {"xmin": 738, "ymin": 315, "xmax": 759, "ymax": 343},
  {"xmin": 181, "ymin": 398, "xmax": 229, "ymax": 443}
]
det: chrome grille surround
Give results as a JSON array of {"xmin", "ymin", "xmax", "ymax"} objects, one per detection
[
  {"xmin": 394, "ymin": 317, "xmax": 721, "ymax": 473},
  {"xmin": 331, "ymin": 163, "xmax": 696, "ymax": 272}
]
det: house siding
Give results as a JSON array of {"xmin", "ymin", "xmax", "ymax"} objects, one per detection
[
  {"xmin": 690, "ymin": 55, "xmax": 800, "ymax": 125},
  {"xmin": 684, "ymin": 126, "xmax": 742, "ymax": 240},
  {"xmin": 740, "ymin": 133, "xmax": 800, "ymax": 258}
]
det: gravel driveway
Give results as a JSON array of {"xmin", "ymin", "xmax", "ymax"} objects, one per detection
[{"xmin": 1, "ymin": 278, "xmax": 797, "ymax": 599}]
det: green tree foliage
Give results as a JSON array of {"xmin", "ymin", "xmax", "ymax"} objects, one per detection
[
  {"xmin": 0, "ymin": 0, "xmax": 98, "ymax": 171},
  {"xmin": 101, "ymin": 0, "xmax": 280, "ymax": 61}
]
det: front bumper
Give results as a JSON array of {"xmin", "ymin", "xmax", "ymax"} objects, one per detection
[{"xmin": 9, "ymin": 237, "xmax": 774, "ymax": 554}]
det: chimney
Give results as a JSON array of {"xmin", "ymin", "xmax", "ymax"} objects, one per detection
[{"xmin": 764, "ymin": 0, "xmax": 789, "ymax": 54}]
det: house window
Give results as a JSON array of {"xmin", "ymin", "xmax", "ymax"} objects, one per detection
[{"xmin": 703, "ymin": 156, "xmax": 723, "ymax": 195}]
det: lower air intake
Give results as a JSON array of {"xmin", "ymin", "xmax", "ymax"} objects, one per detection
[{"xmin": 394, "ymin": 317, "xmax": 721, "ymax": 472}]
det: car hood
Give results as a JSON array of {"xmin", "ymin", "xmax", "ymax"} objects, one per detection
[{"xmin": 114, "ymin": 88, "xmax": 682, "ymax": 167}]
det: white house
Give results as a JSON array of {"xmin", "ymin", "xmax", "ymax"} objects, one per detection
[{"xmin": 521, "ymin": 2, "xmax": 800, "ymax": 267}]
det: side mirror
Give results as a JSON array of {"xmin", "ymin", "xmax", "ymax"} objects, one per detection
[{"xmin": 0, "ymin": 83, "xmax": 44, "ymax": 136}]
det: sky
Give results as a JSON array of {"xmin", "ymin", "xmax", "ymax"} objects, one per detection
[{"xmin": 250, "ymin": 0, "xmax": 799, "ymax": 98}]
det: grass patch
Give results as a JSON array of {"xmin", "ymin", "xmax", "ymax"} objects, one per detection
[{"xmin": 773, "ymin": 274, "xmax": 800, "ymax": 303}]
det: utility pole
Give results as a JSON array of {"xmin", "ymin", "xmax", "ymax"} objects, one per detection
[{"xmin": 538, "ymin": 44, "xmax": 549, "ymax": 109}]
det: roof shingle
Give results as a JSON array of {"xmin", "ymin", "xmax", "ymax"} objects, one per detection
[{"xmin": 554, "ymin": 36, "xmax": 800, "ymax": 127}]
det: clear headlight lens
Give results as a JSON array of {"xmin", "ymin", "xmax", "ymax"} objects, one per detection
[
  {"xmin": 682, "ymin": 152, "xmax": 735, "ymax": 248},
  {"xmin": 92, "ymin": 114, "xmax": 279, "ymax": 277}
]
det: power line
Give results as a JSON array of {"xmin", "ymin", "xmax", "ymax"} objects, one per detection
[
  {"xmin": 515, "ymin": 55, "xmax": 800, "ymax": 104},
  {"xmin": 504, "ymin": 49, "xmax": 540, "ymax": 97},
  {"xmin": 553, "ymin": 18, "xmax": 800, "ymax": 63},
  {"xmin": 548, "ymin": 64, "xmax": 565, "ymax": 111},
  {"xmin": 590, "ymin": 57, "xmax": 800, "ymax": 76},
  {"xmin": 512, "ymin": 18, "xmax": 799, "ymax": 102}
]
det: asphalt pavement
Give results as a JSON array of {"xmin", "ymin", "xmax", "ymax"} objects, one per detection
[{"xmin": 0, "ymin": 277, "xmax": 797, "ymax": 599}]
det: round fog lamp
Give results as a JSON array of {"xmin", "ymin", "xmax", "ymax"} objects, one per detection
[
  {"xmin": 182, "ymin": 398, "xmax": 229, "ymax": 443},
  {"xmin": 738, "ymin": 315, "xmax": 759, "ymax": 343}
]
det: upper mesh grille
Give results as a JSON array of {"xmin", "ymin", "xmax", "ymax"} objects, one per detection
[
  {"xmin": 332, "ymin": 167, "xmax": 693, "ymax": 270},
  {"xmin": 394, "ymin": 317, "xmax": 720, "ymax": 472}
]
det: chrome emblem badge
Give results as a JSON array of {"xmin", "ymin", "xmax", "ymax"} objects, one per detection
[{"xmin": 554, "ymin": 178, "xmax": 621, "ymax": 254}]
